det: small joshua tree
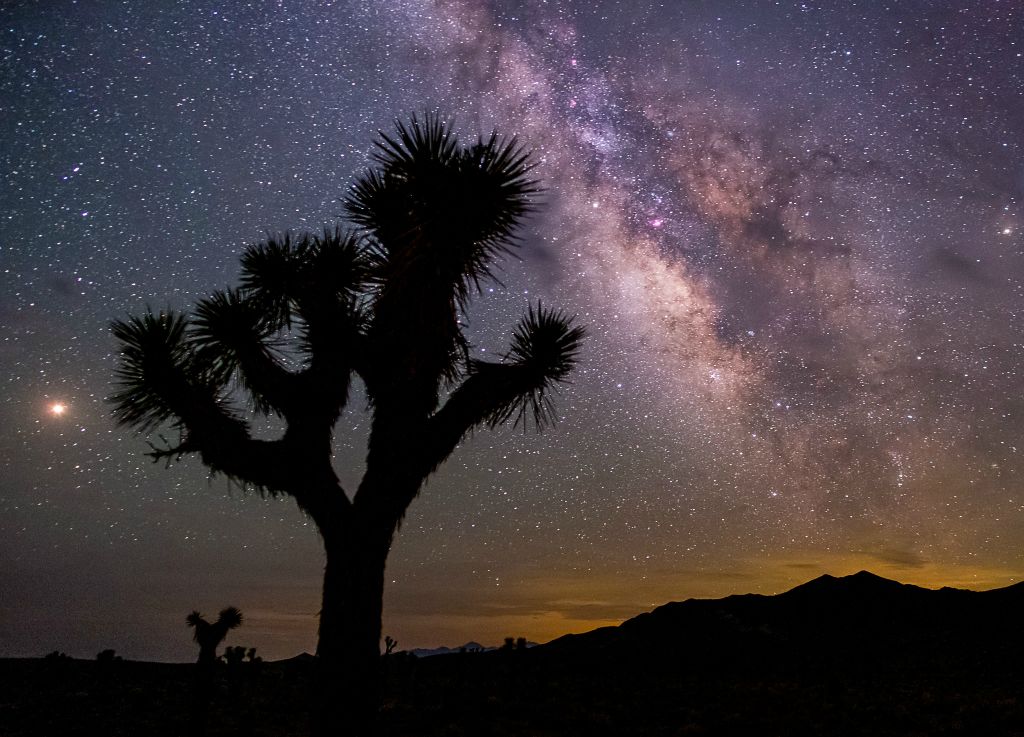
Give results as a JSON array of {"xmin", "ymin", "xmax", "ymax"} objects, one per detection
[
  {"xmin": 111, "ymin": 115, "xmax": 584, "ymax": 733},
  {"xmin": 186, "ymin": 607, "xmax": 243, "ymax": 667}
]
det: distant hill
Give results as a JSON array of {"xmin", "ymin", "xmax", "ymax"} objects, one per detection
[
  {"xmin": 392, "ymin": 570, "xmax": 1024, "ymax": 734},
  {"xmin": 408, "ymin": 641, "xmax": 494, "ymax": 658},
  {"xmin": 535, "ymin": 570, "xmax": 1024, "ymax": 672},
  {"xmin": 408, "ymin": 640, "xmax": 540, "ymax": 658}
]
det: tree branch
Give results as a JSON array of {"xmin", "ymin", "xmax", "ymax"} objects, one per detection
[
  {"xmin": 355, "ymin": 303, "xmax": 584, "ymax": 525},
  {"xmin": 419, "ymin": 361, "xmax": 532, "ymax": 475},
  {"xmin": 349, "ymin": 361, "xmax": 534, "ymax": 539},
  {"xmin": 145, "ymin": 434, "xmax": 193, "ymax": 468},
  {"xmin": 171, "ymin": 409, "xmax": 352, "ymax": 522},
  {"xmin": 233, "ymin": 338, "xmax": 303, "ymax": 415},
  {"xmin": 192, "ymin": 289, "xmax": 302, "ymax": 417}
]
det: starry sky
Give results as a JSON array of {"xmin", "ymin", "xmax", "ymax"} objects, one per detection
[{"xmin": 2, "ymin": 0, "xmax": 1023, "ymax": 662}]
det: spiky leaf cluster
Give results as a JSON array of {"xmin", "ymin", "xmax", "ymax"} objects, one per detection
[
  {"xmin": 191, "ymin": 288, "xmax": 274, "ymax": 383},
  {"xmin": 487, "ymin": 304, "xmax": 586, "ymax": 428},
  {"xmin": 187, "ymin": 606, "xmax": 244, "ymax": 648},
  {"xmin": 111, "ymin": 227, "xmax": 369, "ymax": 434},
  {"xmin": 346, "ymin": 113, "xmax": 538, "ymax": 310},
  {"xmin": 240, "ymin": 227, "xmax": 368, "ymax": 334},
  {"xmin": 110, "ymin": 310, "xmax": 220, "ymax": 432}
]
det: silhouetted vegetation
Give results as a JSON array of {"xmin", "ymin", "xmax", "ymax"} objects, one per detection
[
  {"xmin": 110, "ymin": 114, "xmax": 584, "ymax": 734},
  {"xmin": 186, "ymin": 607, "xmax": 243, "ymax": 667},
  {"xmin": 221, "ymin": 646, "xmax": 247, "ymax": 667},
  {"xmin": 500, "ymin": 636, "xmax": 529, "ymax": 652},
  {"xmin": 220, "ymin": 645, "xmax": 262, "ymax": 668},
  {"xmin": 95, "ymin": 649, "xmax": 122, "ymax": 663},
  {"xmin": 186, "ymin": 607, "xmax": 244, "ymax": 734}
]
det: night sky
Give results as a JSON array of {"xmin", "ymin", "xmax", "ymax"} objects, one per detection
[{"xmin": 2, "ymin": 1, "xmax": 1023, "ymax": 662}]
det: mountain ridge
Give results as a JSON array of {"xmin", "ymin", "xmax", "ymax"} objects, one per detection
[{"xmin": 532, "ymin": 569, "xmax": 1024, "ymax": 671}]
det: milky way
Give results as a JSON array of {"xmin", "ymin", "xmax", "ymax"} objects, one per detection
[{"xmin": 1, "ymin": 1, "xmax": 1022, "ymax": 660}]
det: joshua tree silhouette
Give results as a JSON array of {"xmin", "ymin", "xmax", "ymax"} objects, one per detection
[
  {"xmin": 187, "ymin": 607, "xmax": 243, "ymax": 667},
  {"xmin": 111, "ymin": 115, "xmax": 584, "ymax": 733}
]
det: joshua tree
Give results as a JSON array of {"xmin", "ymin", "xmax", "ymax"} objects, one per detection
[
  {"xmin": 187, "ymin": 607, "xmax": 243, "ymax": 667},
  {"xmin": 111, "ymin": 115, "xmax": 584, "ymax": 733}
]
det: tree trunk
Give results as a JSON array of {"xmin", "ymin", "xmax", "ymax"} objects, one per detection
[{"xmin": 314, "ymin": 524, "xmax": 390, "ymax": 737}]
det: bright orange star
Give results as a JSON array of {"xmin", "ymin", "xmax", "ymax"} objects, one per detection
[{"xmin": 49, "ymin": 402, "xmax": 66, "ymax": 417}]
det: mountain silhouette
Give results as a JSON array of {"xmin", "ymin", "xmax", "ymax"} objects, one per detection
[
  {"xmin": 408, "ymin": 641, "xmax": 494, "ymax": 658},
  {"xmin": 392, "ymin": 571, "xmax": 1024, "ymax": 734},
  {"xmin": 534, "ymin": 570, "xmax": 1024, "ymax": 674}
]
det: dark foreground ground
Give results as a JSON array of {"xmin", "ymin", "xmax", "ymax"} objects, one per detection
[{"xmin": 2, "ymin": 651, "xmax": 1024, "ymax": 737}]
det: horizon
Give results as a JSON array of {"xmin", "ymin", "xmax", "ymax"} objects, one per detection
[
  {"xmin": 2, "ymin": 1, "xmax": 1022, "ymax": 664},
  {"xmin": 8, "ymin": 565, "xmax": 1020, "ymax": 664}
]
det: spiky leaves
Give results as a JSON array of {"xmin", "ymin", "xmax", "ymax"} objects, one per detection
[
  {"xmin": 347, "ymin": 115, "xmax": 537, "ymax": 306},
  {"xmin": 234, "ymin": 228, "xmax": 367, "ymax": 423},
  {"xmin": 239, "ymin": 232, "xmax": 303, "ymax": 329},
  {"xmin": 494, "ymin": 303, "xmax": 586, "ymax": 428},
  {"xmin": 115, "ymin": 228, "xmax": 366, "ymax": 437},
  {"xmin": 113, "ymin": 309, "xmax": 302, "ymax": 489},
  {"xmin": 216, "ymin": 606, "xmax": 243, "ymax": 630},
  {"xmin": 285, "ymin": 228, "xmax": 368, "ymax": 367},
  {"xmin": 110, "ymin": 310, "xmax": 227, "ymax": 434},
  {"xmin": 191, "ymin": 288, "xmax": 285, "ymax": 416},
  {"xmin": 239, "ymin": 227, "xmax": 367, "ymax": 335},
  {"xmin": 186, "ymin": 610, "xmax": 204, "ymax": 629},
  {"xmin": 186, "ymin": 607, "xmax": 243, "ymax": 641},
  {"xmin": 346, "ymin": 115, "xmax": 539, "ymax": 413},
  {"xmin": 187, "ymin": 607, "xmax": 243, "ymax": 665},
  {"xmin": 192, "ymin": 233, "xmax": 366, "ymax": 421}
]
